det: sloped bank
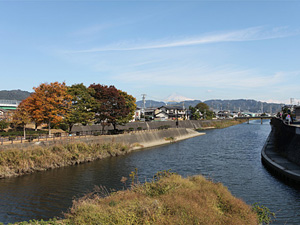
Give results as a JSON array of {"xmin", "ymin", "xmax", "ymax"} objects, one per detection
[
  {"xmin": 75, "ymin": 128, "xmax": 204, "ymax": 150},
  {"xmin": 72, "ymin": 119, "xmax": 247, "ymax": 134},
  {"xmin": 0, "ymin": 128, "xmax": 203, "ymax": 179}
]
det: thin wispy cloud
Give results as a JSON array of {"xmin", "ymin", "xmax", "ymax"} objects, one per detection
[
  {"xmin": 70, "ymin": 24, "xmax": 112, "ymax": 37},
  {"xmin": 112, "ymin": 64, "xmax": 290, "ymax": 90},
  {"xmin": 68, "ymin": 26, "xmax": 298, "ymax": 53}
]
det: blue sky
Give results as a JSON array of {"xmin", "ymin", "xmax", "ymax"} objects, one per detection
[{"xmin": 1, "ymin": 1, "xmax": 300, "ymax": 104}]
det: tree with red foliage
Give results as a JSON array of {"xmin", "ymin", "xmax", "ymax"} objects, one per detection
[{"xmin": 89, "ymin": 84, "xmax": 129, "ymax": 132}]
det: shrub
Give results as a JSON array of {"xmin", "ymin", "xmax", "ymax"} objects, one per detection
[
  {"xmin": 8, "ymin": 136, "xmax": 15, "ymax": 141},
  {"xmin": 54, "ymin": 132, "xmax": 61, "ymax": 137},
  {"xmin": 64, "ymin": 171, "xmax": 258, "ymax": 225},
  {"xmin": 158, "ymin": 125, "xmax": 171, "ymax": 130},
  {"xmin": 252, "ymin": 203, "xmax": 276, "ymax": 224},
  {"xmin": 0, "ymin": 120, "xmax": 9, "ymax": 131},
  {"xmin": 93, "ymin": 132, "xmax": 101, "ymax": 136},
  {"xmin": 26, "ymin": 136, "xmax": 35, "ymax": 142}
]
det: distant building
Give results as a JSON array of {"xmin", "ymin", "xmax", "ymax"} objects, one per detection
[
  {"xmin": 0, "ymin": 99, "xmax": 20, "ymax": 110},
  {"xmin": 295, "ymin": 106, "xmax": 300, "ymax": 121},
  {"xmin": 155, "ymin": 106, "xmax": 188, "ymax": 120},
  {"xmin": 0, "ymin": 109, "xmax": 14, "ymax": 121},
  {"xmin": 217, "ymin": 110, "xmax": 231, "ymax": 119}
]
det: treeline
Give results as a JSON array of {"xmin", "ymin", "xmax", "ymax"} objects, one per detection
[
  {"xmin": 3, "ymin": 82, "xmax": 136, "ymax": 137},
  {"xmin": 0, "ymin": 89, "xmax": 31, "ymax": 101},
  {"xmin": 189, "ymin": 102, "xmax": 214, "ymax": 120}
]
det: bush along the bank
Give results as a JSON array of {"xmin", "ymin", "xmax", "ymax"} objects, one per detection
[
  {"xmin": 63, "ymin": 171, "xmax": 259, "ymax": 225},
  {"xmin": 0, "ymin": 142, "xmax": 129, "ymax": 179}
]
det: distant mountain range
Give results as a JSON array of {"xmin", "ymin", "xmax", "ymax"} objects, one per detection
[
  {"xmin": 0, "ymin": 90, "xmax": 31, "ymax": 101},
  {"xmin": 0, "ymin": 89, "xmax": 283, "ymax": 113},
  {"xmin": 136, "ymin": 99, "xmax": 283, "ymax": 113}
]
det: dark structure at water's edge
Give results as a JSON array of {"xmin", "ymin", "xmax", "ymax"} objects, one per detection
[{"xmin": 261, "ymin": 118, "xmax": 300, "ymax": 183}]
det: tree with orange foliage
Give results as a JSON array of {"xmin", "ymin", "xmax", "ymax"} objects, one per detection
[
  {"xmin": 12, "ymin": 100, "xmax": 31, "ymax": 138},
  {"xmin": 22, "ymin": 94, "xmax": 44, "ymax": 131},
  {"xmin": 25, "ymin": 82, "xmax": 72, "ymax": 135}
]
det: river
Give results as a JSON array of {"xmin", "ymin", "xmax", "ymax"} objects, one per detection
[{"xmin": 1, "ymin": 120, "xmax": 300, "ymax": 224}]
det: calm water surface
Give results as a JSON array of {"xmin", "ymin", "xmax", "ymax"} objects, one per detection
[{"xmin": 1, "ymin": 120, "xmax": 300, "ymax": 224}]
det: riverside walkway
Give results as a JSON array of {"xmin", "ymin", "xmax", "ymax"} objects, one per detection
[{"xmin": 261, "ymin": 128, "xmax": 300, "ymax": 183}]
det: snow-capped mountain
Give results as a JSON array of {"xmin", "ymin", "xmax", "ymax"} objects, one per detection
[{"xmin": 165, "ymin": 93, "xmax": 194, "ymax": 102}]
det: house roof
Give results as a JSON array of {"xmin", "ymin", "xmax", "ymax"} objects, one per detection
[
  {"xmin": 158, "ymin": 106, "xmax": 185, "ymax": 110},
  {"xmin": 155, "ymin": 111, "xmax": 169, "ymax": 117}
]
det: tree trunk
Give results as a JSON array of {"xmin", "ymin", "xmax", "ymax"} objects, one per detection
[
  {"xmin": 23, "ymin": 124, "xmax": 26, "ymax": 139},
  {"xmin": 101, "ymin": 122, "xmax": 105, "ymax": 135},
  {"xmin": 48, "ymin": 121, "xmax": 51, "ymax": 136},
  {"xmin": 35, "ymin": 122, "xmax": 38, "ymax": 132},
  {"xmin": 68, "ymin": 123, "xmax": 73, "ymax": 134}
]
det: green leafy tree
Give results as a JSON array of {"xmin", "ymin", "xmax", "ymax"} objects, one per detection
[
  {"xmin": 0, "ymin": 119, "xmax": 9, "ymax": 131},
  {"xmin": 65, "ymin": 83, "xmax": 96, "ymax": 132},
  {"xmin": 189, "ymin": 106, "xmax": 201, "ymax": 120},
  {"xmin": 117, "ymin": 90, "xmax": 136, "ymax": 125},
  {"xmin": 195, "ymin": 102, "xmax": 214, "ymax": 120}
]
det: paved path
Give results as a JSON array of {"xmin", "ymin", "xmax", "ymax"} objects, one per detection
[{"xmin": 261, "ymin": 130, "xmax": 300, "ymax": 183}]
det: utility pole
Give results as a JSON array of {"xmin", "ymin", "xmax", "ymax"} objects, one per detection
[
  {"xmin": 141, "ymin": 94, "xmax": 146, "ymax": 120},
  {"xmin": 142, "ymin": 94, "xmax": 146, "ymax": 109}
]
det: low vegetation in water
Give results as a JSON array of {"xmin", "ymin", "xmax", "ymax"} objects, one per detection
[{"xmin": 0, "ymin": 142, "xmax": 129, "ymax": 179}]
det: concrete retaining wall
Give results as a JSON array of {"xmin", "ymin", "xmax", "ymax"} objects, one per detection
[
  {"xmin": 270, "ymin": 118, "xmax": 300, "ymax": 166},
  {"xmin": 72, "ymin": 120, "xmax": 218, "ymax": 134},
  {"xmin": 0, "ymin": 128, "xmax": 204, "ymax": 151}
]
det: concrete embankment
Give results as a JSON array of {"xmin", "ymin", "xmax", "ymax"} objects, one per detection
[
  {"xmin": 0, "ymin": 128, "xmax": 204, "ymax": 151},
  {"xmin": 72, "ymin": 120, "xmax": 220, "ymax": 134},
  {"xmin": 71, "ymin": 119, "xmax": 247, "ymax": 135},
  {"xmin": 269, "ymin": 118, "xmax": 300, "ymax": 166},
  {"xmin": 261, "ymin": 118, "xmax": 300, "ymax": 183},
  {"xmin": 37, "ymin": 128, "xmax": 204, "ymax": 150}
]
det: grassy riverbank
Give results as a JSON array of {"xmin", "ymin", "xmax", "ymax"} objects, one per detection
[
  {"xmin": 198, "ymin": 119, "xmax": 247, "ymax": 130},
  {"xmin": 0, "ymin": 120, "xmax": 245, "ymax": 179},
  {"xmin": 0, "ymin": 142, "xmax": 129, "ymax": 179},
  {"xmin": 64, "ymin": 172, "xmax": 258, "ymax": 225}
]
